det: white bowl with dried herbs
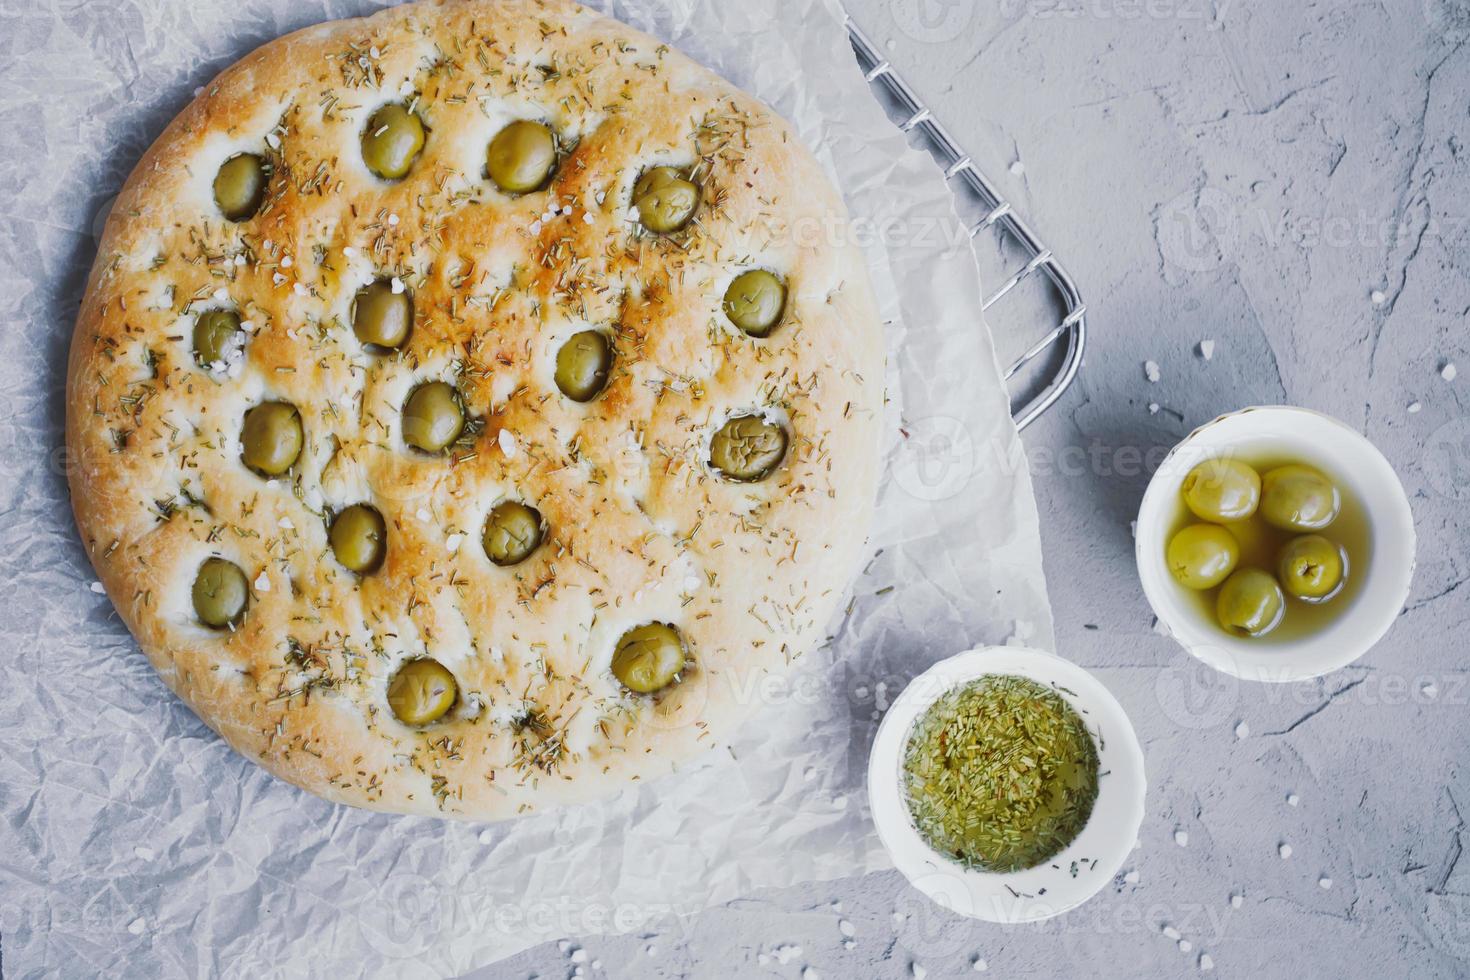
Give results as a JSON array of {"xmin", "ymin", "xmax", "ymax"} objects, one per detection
[{"xmin": 868, "ymin": 646, "xmax": 1146, "ymax": 923}]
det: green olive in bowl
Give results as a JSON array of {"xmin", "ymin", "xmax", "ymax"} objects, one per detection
[
  {"xmin": 633, "ymin": 166, "xmax": 700, "ymax": 234},
  {"xmin": 1260, "ymin": 465, "xmax": 1340, "ymax": 532},
  {"xmin": 1277, "ymin": 534, "xmax": 1346, "ymax": 601},
  {"xmin": 241, "ymin": 401, "xmax": 304, "ymax": 476},
  {"xmin": 1216, "ymin": 568, "xmax": 1285, "ymax": 637},
  {"xmin": 361, "ymin": 104, "xmax": 426, "ymax": 180},
  {"xmin": 330, "ymin": 504, "xmax": 387, "ymax": 574},
  {"xmin": 401, "ymin": 382, "xmax": 464, "ymax": 454},
  {"xmin": 486, "ymin": 120, "xmax": 557, "ymax": 193},
  {"xmin": 1181, "ymin": 458, "xmax": 1260, "ymax": 522},
  {"xmin": 192, "ymin": 557, "xmax": 249, "ymax": 628},
  {"xmin": 1166, "ymin": 523, "xmax": 1239, "ymax": 590},
  {"xmin": 612, "ymin": 623, "xmax": 686, "ymax": 694},
  {"xmin": 387, "ymin": 658, "xmax": 457, "ymax": 725},
  {"xmin": 213, "ymin": 153, "xmax": 267, "ymax": 222}
]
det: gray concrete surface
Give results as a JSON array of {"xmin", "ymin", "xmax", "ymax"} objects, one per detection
[{"xmin": 487, "ymin": 1, "xmax": 1470, "ymax": 977}]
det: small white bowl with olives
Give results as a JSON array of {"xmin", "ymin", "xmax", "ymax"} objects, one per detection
[
  {"xmin": 868, "ymin": 646, "xmax": 1147, "ymax": 924},
  {"xmin": 1137, "ymin": 406, "xmax": 1416, "ymax": 682}
]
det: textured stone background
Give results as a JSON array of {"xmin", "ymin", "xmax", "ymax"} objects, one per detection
[{"xmin": 492, "ymin": 0, "xmax": 1470, "ymax": 977}]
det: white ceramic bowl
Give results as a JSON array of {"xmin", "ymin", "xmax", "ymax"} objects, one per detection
[
  {"xmin": 1137, "ymin": 406, "xmax": 1415, "ymax": 682},
  {"xmin": 868, "ymin": 646, "xmax": 1146, "ymax": 924}
]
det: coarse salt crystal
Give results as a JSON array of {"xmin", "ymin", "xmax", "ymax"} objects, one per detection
[
  {"xmin": 1199, "ymin": 339, "xmax": 1215, "ymax": 360},
  {"xmin": 839, "ymin": 920, "xmax": 855, "ymax": 937},
  {"xmin": 1230, "ymin": 894, "xmax": 1242, "ymax": 908},
  {"xmin": 370, "ymin": 46, "xmax": 381, "ymax": 58},
  {"xmin": 390, "ymin": 277, "xmax": 405, "ymax": 294},
  {"xmin": 134, "ymin": 846, "xmax": 154, "ymax": 860},
  {"xmin": 90, "ymin": 581, "xmax": 106, "ymax": 594},
  {"xmin": 127, "ymin": 918, "xmax": 146, "ymax": 935},
  {"xmin": 1124, "ymin": 869, "xmax": 1140, "ymax": 884},
  {"xmin": 1149, "ymin": 403, "xmax": 1160, "ymax": 414},
  {"xmin": 281, "ymin": 254, "xmax": 293, "ymax": 268},
  {"xmin": 570, "ymin": 949, "xmax": 587, "ymax": 963},
  {"xmin": 416, "ymin": 508, "xmax": 431, "ymax": 522},
  {"xmin": 498, "ymin": 428, "xmax": 517, "ymax": 458},
  {"xmin": 1145, "ymin": 360, "xmax": 1161, "ymax": 382},
  {"xmin": 234, "ymin": 253, "xmax": 246, "ymax": 266},
  {"xmin": 240, "ymin": 320, "xmax": 256, "ymax": 333},
  {"xmin": 1408, "ymin": 401, "xmax": 1423, "ymax": 413},
  {"xmin": 266, "ymin": 132, "xmax": 281, "ymax": 150},
  {"xmin": 1163, "ymin": 925, "xmax": 1181, "ymax": 940},
  {"xmin": 1287, "ymin": 793, "xmax": 1299, "ymax": 806},
  {"xmin": 1319, "ymin": 876, "xmax": 1332, "ymax": 889},
  {"xmin": 254, "ymin": 571, "xmax": 271, "ymax": 592},
  {"xmin": 1442, "ymin": 362, "xmax": 1458, "ymax": 381},
  {"xmin": 478, "ymin": 829, "xmax": 493, "ymax": 844},
  {"xmin": 1371, "ymin": 290, "xmax": 1387, "ymax": 305},
  {"xmin": 446, "ymin": 533, "xmax": 465, "ymax": 553},
  {"xmin": 583, "ymin": 212, "xmax": 595, "ymax": 225},
  {"xmin": 803, "ymin": 969, "xmax": 820, "ymax": 980},
  {"xmin": 388, "ymin": 213, "xmax": 400, "ymax": 226},
  {"xmin": 1180, "ymin": 940, "xmax": 1192, "ymax": 953},
  {"xmin": 1279, "ymin": 843, "xmax": 1292, "ymax": 859},
  {"xmin": 1235, "ymin": 720, "xmax": 1250, "ymax": 738},
  {"xmin": 912, "ymin": 966, "xmax": 927, "ymax": 980},
  {"xmin": 528, "ymin": 220, "xmax": 543, "ymax": 235},
  {"xmin": 1200, "ymin": 954, "xmax": 1215, "ymax": 971},
  {"xmin": 973, "ymin": 959, "xmax": 988, "ymax": 972},
  {"xmin": 213, "ymin": 288, "xmax": 229, "ymax": 303},
  {"xmin": 278, "ymin": 516, "xmax": 294, "ymax": 530},
  {"xmin": 293, "ymin": 282, "xmax": 308, "ymax": 297},
  {"xmin": 1009, "ymin": 160, "xmax": 1025, "ymax": 175}
]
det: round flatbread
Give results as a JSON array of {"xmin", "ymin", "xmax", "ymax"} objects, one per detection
[{"xmin": 66, "ymin": 0, "xmax": 884, "ymax": 819}]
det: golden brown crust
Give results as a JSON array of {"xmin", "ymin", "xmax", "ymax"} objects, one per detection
[{"xmin": 66, "ymin": 0, "xmax": 884, "ymax": 819}]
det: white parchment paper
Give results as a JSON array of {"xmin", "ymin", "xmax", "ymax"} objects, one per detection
[{"xmin": 0, "ymin": 0, "xmax": 1053, "ymax": 975}]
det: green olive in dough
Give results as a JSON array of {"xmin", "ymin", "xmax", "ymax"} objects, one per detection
[
  {"xmin": 482, "ymin": 501, "xmax": 543, "ymax": 567},
  {"xmin": 240, "ymin": 401, "xmax": 304, "ymax": 476},
  {"xmin": 1216, "ymin": 568, "xmax": 1285, "ymax": 637},
  {"xmin": 709, "ymin": 415, "xmax": 787, "ymax": 482},
  {"xmin": 554, "ymin": 330, "xmax": 612, "ymax": 402},
  {"xmin": 611, "ymin": 622, "xmax": 686, "ymax": 694},
  {"xmin": 387, "ymin": 658, "xmax": 457, "ymax": 725},
  {"xmin": 353, "ymin": 279, "xmax": 413, "ymax": 350},
  {"xmin": 192, "ymin": 557, "xmax": 249, "ymax": 628},
  {"xmin": 401, "ymin": 382, "xmax": 464, "ymax": 453},
  {"xmin": 486, "ymin": 120, "xmax": 557, "ymax": 193},
  {"xmin": 330, "ymin": 504, "xmax": 387, "ymax": 575},
  {"xmin": 1166, "ymin": 523, "xmax": 1240, "ymax": 590},
  {"xmin": 213, "ymin": 153, "xmax": 267, "ymax": 221},
  {"xmin": 723, "ymin": 270, "xmax": 787, "ymax": 337},
  {"xmin": 361, "ymin": 103, "xmax": 426, "ymax": 180},
  {"xmin": 193, "ymin": 309, "xmax": 243, "ymax": 367},
  {"xmin": 633, "ymin": 166, "xmax": 700, "ymax": 234},
  {"xmin": 1260, "ymin": 465, "xmax": 1340, "ymax": 532},
  {"xmin": 1181, "ymin": 457, "xmax": 1261, "ymax": 523}
]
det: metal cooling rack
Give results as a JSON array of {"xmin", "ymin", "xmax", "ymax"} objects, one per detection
[{"xmin": 846, "ymin": 18, "xmax": 1086, "ymax": 430}]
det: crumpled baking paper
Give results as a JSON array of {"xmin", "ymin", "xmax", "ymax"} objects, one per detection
[{"xmin": 0, "ymin": 0, "xmax": 1053, "ymax": 975}]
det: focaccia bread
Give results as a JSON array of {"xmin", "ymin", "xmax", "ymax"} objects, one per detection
[{"xmin": 66, "ymin": 0, "xmax": 884, "ymax": 819}]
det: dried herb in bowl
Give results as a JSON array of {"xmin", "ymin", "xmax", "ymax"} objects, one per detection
[{"xmin": 901, "ymin": 674, "xmax": 1100, "ymax": 873}]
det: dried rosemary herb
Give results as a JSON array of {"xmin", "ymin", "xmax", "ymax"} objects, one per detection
[{"xmin": 901, "ymin": 674, "xmax": 1100, "ymax": 873}]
